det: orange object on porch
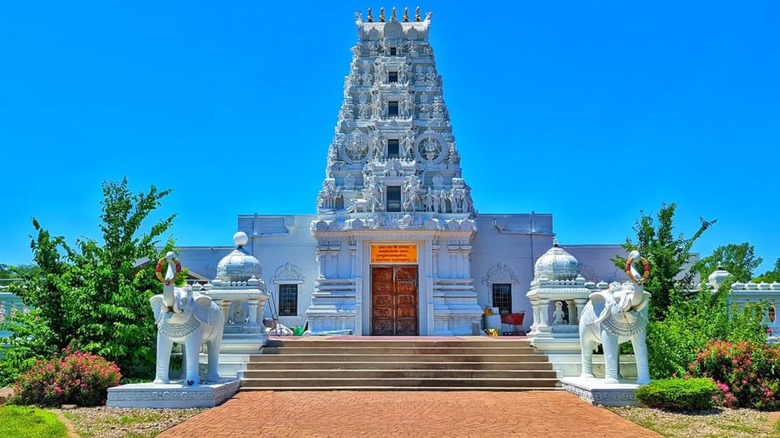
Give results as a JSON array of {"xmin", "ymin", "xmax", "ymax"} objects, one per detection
[{"xmin": 500, "ymin": 312, "xmax": 526, "ymax": 335}]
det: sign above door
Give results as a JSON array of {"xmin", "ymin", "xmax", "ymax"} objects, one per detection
[{"xmin": 370, "ymin": 244, "xmax": 418, "ymax": 264}]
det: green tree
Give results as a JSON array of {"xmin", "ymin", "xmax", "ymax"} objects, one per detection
[
  {"xmin": 693, "ymin": 242, "xmax": 762, "ymax": 284},
  {"xmin": 645, "ymin": 282, "xmax": 767, "ymax": 379},
  {"xmin": 753, "ymin": 258, "xmax": 780, "ymax": 283},
  {"xmin": 613, "ymin": 202, "xmax": 715, "ymax": 320},
  {"xmin": 0, "ymin": 264, "xmax": 39, "ymax": 280},
  {"xmin": 6, "ymin": 178, "xmax": 175, "ymax": 381}
]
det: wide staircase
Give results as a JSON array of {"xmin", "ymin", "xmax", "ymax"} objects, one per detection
[{"xmin": 238, "ymin": 338, "xmax": 560, "ymax": 391}]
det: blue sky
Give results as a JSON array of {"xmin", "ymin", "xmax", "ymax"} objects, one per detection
[{"xmin": 1, "ymin": 1, "xmax": 778, "ymax": 274}]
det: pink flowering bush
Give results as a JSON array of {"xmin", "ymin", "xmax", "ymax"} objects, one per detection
[
  {"xmin": 10, "ymin": 348, "xmax": 122, "ymax": 407},
  {"xmin": 687, "ymin": 340, "xmax": 780, "ymax": 410}
]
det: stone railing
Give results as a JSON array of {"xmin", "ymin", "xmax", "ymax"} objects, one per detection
[{"xmin": 728, "ymin": 282, "xmax": 780, "ymax": 341}]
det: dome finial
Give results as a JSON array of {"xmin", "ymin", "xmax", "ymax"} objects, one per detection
[
  {"xmin": 233, "ymin": 231, "xmax": 249, "ymax": 248},
  {"xmin": 552, "ymin": 237, "xmax": 559, "ymax": 247},
  {"xmin": 215, "ymin": 232, "xmax": 261, "ymax": 283}
]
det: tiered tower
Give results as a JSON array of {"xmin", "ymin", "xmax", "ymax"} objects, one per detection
[{"xmin": 309, "ymin": 8, "xmax": 481, "ymax": 336}]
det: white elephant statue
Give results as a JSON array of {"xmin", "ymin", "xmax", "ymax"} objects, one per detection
[
  {"xmin": 150, "ymin": 252, "xmax": 224, "ymax": 386},
  {"xmin": 579, "ymin": 280, "xmax": 651, "ymax": 384}
]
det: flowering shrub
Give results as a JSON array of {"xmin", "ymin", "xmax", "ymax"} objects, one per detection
[
  {"xmin": 10, "ymin": 348, "xmax": 122, "ymax": 407},
  {"xmin": 687, "ymin": 340, "xmax": 780, "ymax": 410}
]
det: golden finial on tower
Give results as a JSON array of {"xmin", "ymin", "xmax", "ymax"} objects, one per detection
[
  {"xmin": 391, "ymin": 7, "xmax": 397, "ymax": 21},
  {"xmin": 403, "ymin": 7, "xmax": 409, "ymax": 22},
  {"xmin": 367, "ymin": 8, "xmax": 373, "ymax": 22},
  {"xmin": 379, "ymin": 7, "xmax": 385, "ymax": 22},
  {"xmin": 415, "ymin": 6, "xmax": 421, "ymax": 22}
]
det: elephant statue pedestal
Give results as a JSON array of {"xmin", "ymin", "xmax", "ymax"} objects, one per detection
[
  {"xmin": 560, "ymin": 376, "xmax": 642, "ymax": 407},
  {"xmin": 106, "ymin": 379, "xmax": 240, "ymax": 409}
]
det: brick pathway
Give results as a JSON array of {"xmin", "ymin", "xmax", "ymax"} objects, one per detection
[{"xmin": 159, "ymin": 391, "xmax": 661, "ymax": 438}]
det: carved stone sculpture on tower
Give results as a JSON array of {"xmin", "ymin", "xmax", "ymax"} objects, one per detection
[{"xmin": 401, "ymin": 131, "xmax": 415, "ymax": 160}]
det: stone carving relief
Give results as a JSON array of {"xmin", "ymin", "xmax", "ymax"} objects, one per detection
[
  {"xmin": 398, "ymin": 63, "xmax": 409, "ymax": 85},
  {"xmin": 370, "ymin": 131, "xmax": 383, "ymax": 160},
  {"xmin": 272, "ymin": 262, "xmax": 305, "ymax": 283},
  {"xmin": 418, "ymin": 137, "xmax": 441, "ymax": 161},
  {"xmin": 344, "ymin": 174, "xmax": 356, "ymax": 191},
  {"xmin": 339, "ymin": 96, "xmax": 354, "ymax": 121},
  {"xmin": 372, "ymin": 94, "xmax": 383, "ymax": 119},
  {"xmin": 384, "ymin": 19, "xmax": 403, "ymax": 40},
  {"xmin": 317, "ymin": 178, "xmax": 341, "ymax": 212},
  {"xmin": 483, "ymin": 262, "xmax": 520, "ymax": 286},
  {"xmin": 447, "ymin": 142, "xmax": 461, "ymax": 165},
  {"xmin": 415, "ymin": 129, "xmax": 446, "ymax": 163},
  {"xmin": 401, "ymin": 130, "xmax": 415, "ymax": 160},
  {"xmin": 432, "ymin": 95, "xmax": 445, "ymax": 120},
  {"xmin": 402, "ymin": 174, "xmax": 423, "ymax": 211},
  {"xmin": 342, "ymin": 130, "xmax": 370, "ymax": 164},
  {"xmin": 400, "ymin": 92, "xmax": 414, "ymax": 118},
  {"xmin": 363, "ymin": 180, "xmax": 385, "ymax": 213},
  {"xmin": 449, "ymin": 178, "xmax": 473, "ymax": 214},
  {"xmin": 383, "ymin": 158, "xmax": 402, "ymax": 176},
  {"xmin": 374, "ymin": 61, "xmax": 387, "ymax": 85}
]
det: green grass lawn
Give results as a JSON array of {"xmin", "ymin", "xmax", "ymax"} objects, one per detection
[{"xmin": 0, "ymin": 405, "xmax": 68, "ymax": 438}]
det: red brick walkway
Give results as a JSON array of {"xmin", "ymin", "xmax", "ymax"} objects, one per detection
[{"xmin": 159, "ymin": 391, "xmax": 661, "ymax": 438}]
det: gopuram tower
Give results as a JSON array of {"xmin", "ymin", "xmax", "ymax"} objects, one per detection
[{"xmin": 309, "ymin": 7, "xmax": 481, "ymax": 336}]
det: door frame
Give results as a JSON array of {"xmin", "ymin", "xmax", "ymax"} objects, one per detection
[{"xmin": 370, "ymin": 264, "xmax": 419, "ymax": 336}]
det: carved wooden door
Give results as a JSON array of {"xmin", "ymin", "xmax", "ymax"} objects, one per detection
[{"xmin": 371, "ymin": 266, "xmax": 418, "ymax": 336}]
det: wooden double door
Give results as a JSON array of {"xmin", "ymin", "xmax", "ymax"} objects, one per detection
[{"xmin": 371, "ymin": 266, "xmax": 419, "ymax": 336}]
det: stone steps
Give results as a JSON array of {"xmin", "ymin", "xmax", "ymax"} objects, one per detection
[
  {"xmin": 248, "ymin": 353, "xmax": 549, "ymax": 363},
  {"xmin": 242, "ymin": 369, "xmax": 557, "ymax": 379},
  {"xmin": 245, "ymin": 361, "xmax": 553, "ymax": 371},
  {"xmin": 235, "ymin": 386, "xmax": 559, "ymax": 392},
  {"xmin": 259, "ymin": 339, "xmax": 534, "ymax": 348},
  {"xmin": 239, "ymin": 338, "xmax": 561, "ymax": 391},
  {"xmin": 258, "ymin": 346, "xmax": 536, "ymax": 355},
  {"xmin": 240, "ymin": 377, "xmax": 560, "ymax": 388}
]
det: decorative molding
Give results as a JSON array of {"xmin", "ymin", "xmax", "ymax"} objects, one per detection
[
  {"xmin": 106, "ymin": 380, "xmax": 239, "ymax": 408},
  {"xmin": 483, "ymin": 262, "xmax": 520, "ymax": 286},
  {"xmin": 271, "ymin": 263, "xmax": 305, "ymax": 285},
  {"xmin": 560, "ymin": 378, "xmax": 639, "ymax": 407}
]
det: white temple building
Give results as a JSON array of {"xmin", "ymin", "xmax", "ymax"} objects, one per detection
[{"xmin": 177, "ymin": 8, "xmax": 630, "ymax": 337}]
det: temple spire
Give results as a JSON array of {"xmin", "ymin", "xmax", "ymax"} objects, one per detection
[{"xmin": 318, "ymin": 9, "xmax": 473, "ymax": 218}]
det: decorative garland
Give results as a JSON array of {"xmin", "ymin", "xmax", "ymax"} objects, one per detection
[
  {"xmin": 625, "ymin": 256, "xmax": 650, "ymax": 285},
  {"xmin": 159, "ymin": 313, "xmax": 201, "ymax": 339},
  {"xmin": 155, "ymin": 257, "xmax": 182, "ymax": 286}
]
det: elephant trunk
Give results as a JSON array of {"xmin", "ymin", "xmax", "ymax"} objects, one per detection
[{"xmin": 162, "ymin": 260, "xmax": 177, "ymax": 312}]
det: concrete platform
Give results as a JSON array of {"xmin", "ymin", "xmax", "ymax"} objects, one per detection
[
  {"xmin": 106, "ymin": 379, "xmax": 239, "ymax": 409},
  {"xmin": 560, "ymin": 376, "xmax": 641, "ymax": 406}
]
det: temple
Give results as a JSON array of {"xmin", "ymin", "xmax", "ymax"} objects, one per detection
[{"xmin": 177, "ymin": 8, "xmax": 628, "ymax": 337}]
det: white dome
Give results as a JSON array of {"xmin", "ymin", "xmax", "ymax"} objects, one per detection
[
  {"xmin": 215, "ymin": 233, "xmax": 261, "ymax": 282},
  {"xmin": 534, "ymin": 241, "xmax": 580, "ymax": 281},
  {"xmin": 707, "ymin": 265, "xmax": 730, "ymax": 289}
]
